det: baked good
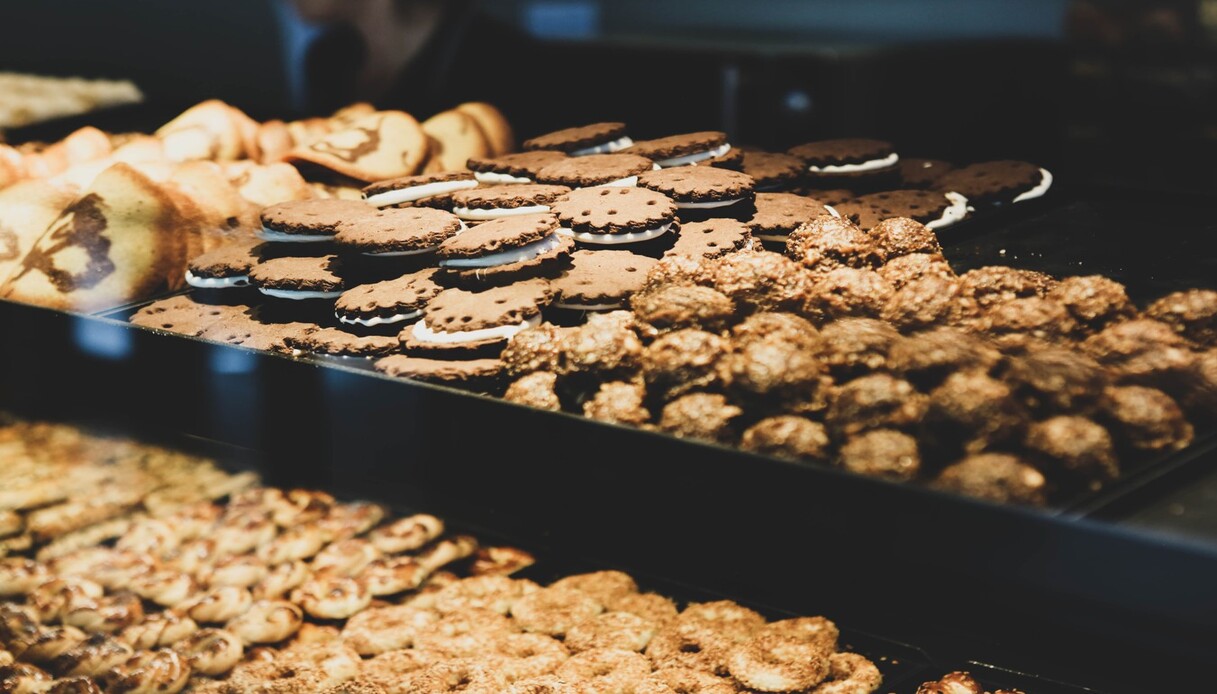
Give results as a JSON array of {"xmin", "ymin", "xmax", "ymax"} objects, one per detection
[
  {"xmin": 445, "ymin": 184, "xmax": 570, "ymax": 223},
  {"xmin": 787, "ymin": 138, "xmax": 899, "ymax": 190},
  {"xmin": 637, "ymin": 167, "xmax": 755, "ymax": 213},
  {"xmin": 738, "ymin": 151, "xmax": 804, "ymax": 191},
  {"xmin": 284, "ymin": 111, "xmax": 429, "ymax": 183},
  {"xmin": 455, "ymin": 102, "xmax": 515, "ymax": 157},
  {"xmin": 375, "ymin": 355, "xmax": 505, "ymax": 389},
  {"xmin": 550, "ymin": 187, "xmax": 677, "ymax": 245},
  {"xmin": 285, "ymin": 327, "xmax": 400, "ymax": 358},
  {"xmin": 185, "ymin": 238, "xmax": 262, "ymax": 289},
  {"xmin": 421, "ymin": 110, "xmax": 493, "ymax": 172},
  {"xmin": 624, "ymin": 132, "xmax": 733, "ymax": 168},
  {"xmin": 436, "ymin": 213, "xmax": 573, "ymax": 286},
  {"xmin": 936, "ymin": 160, "xmax": 1052, "ymax": 206},
  {"xmin": 334, "ymin": 207, "xmax": 463, "ymax": 257},
  {"xmin": 551, "ymin": 250, "xmax": 657, "ymax": 311},
  {"xmin": 1145, "ymin": 289, "xmax": 1217, "ymax": 347},
  {"xmin": 535, "ymin": 154, "xmax": 656, "ymax": 188},
  {"xmin": 835, "ymin": 190, "xmax": 968, "ymax": 231},
  {"xmin": 932, "ymin": 453, "xmax": 1047, "ymax": 505},
  {"xmin": 739, "ymin": 416, "xmax": 831, "ymax": 463},
  {"xmin": 838, "ymin": 429, "xmax": 921, "ymax": 481},
  {"xmin": 401, "ymin": 280, "xmax": 553, "ymax": 357},
  {"xmin": 249, "ymin": 255, "xmax": 345, "ymax": 300},
  {"xmin": 785, "ymin": 215, "xmax": 883, "ymax": 274},
  {"xmin": 898, "ymin": 158, "xmax": 954, "ymax": 188},
  {"xmin": 632, "ymin": 285, "xmax": 736, "ymax": 334},
  {"xmin": 360, "ymin": 172, "xmax": 477, "ymax": 208},
  {"xmin": 466, "ymin": 151, "xmax": 569, "ymax": 185},
  {"xmin": 666, "ymin": 219, "xmax": 755, "ymax": 259},
  {"xmin": 258, "ymin": 199, "xmax": 376, "ymax": 244},
  {"xmin": 745, "ymin": 193, "xmax": 835, "ymax": 245},
  {"xmin": 334, "ymin": 269, "xmax": 444, "ymax": 328},
  {"xmin": 524, "ymin": 123, "xmax": 632, "ymax": 156}
]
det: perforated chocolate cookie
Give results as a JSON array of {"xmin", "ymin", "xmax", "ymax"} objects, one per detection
[
  {"xmin": 438, "ymin": 214, "xmax": 559, "ymax": 259},
  {"xmin": 334, "ymin": 207, "xmax": 463, "ymax": 254},
  {"xmin": 334, "ymin": 269, "xmax": 445, "ymax": 323},
  {"xmin": 188, "ymin": 239, "xmax": 263, "ymax": 278},
  {"xmin": 286, "ymin": 327, "xmax": 400, "ymax": 357},
  {"xmin": 551, "ymin": 187, "xmax": 677, "ymax": 234},
  {"xmin": 740, "ymin": 151, "xmax": 804, "ymax": 189},
  {"xmin": 624, "ymin": 132, "xmax": 727, "ymax": 161},
  {"xmin": 260, "ymin": 199, "xmax": 376, "ymax": 237},
  {"xmin": 745, "ymin": 193, "xmax": 833, "ymax": 240},
  {"xmin": 423, "ymin": 280, "xmax": 553, "ymax": 333},
  {"xmin": 787, "ymin": 138, "xmax": 895, "ymax": 167},
  {"xmin": 899, "ymin": 158, "xmax": 954, "ymax": 188},
  {"xmin": 449, "ymin": 184, "xmax": 571, "ymax": 210},
  {"xmin": 535, "ymin": 154, "xmax": 655, "ymax": 187},
  {"xmin": 443, "ymin": 234, "xmax": 574, "ymax": 287},
  {"xmin": 667, "ymin": 219, "xmax": 754, "ymax": 259},
  {"xmin": 249, "ymin": 255, "xmax": 344, "ymax": 292},
  {"xmin": 637, "ymin": 167, "xmax": 755, "ymax": 205},
  {"xmin": 552, "ymin": 250, "xmax": 657, "ymax": 307},
  {"xmin": 467, "ymin": 151, "xmax": 569, "ymax": 178},
  {"xmin": 936, "ymin": 160, "xmax": 1047, "ymax": 205},
  {"xmin": 705, "ymin": 146, "xmax": 745, "ymax": 171},
  {"xmin": 375, "ymin": 355, "xmax": 505, "ymax": 388},
  {"xmin": 834, "ymin": 190, "xmax": 953, "ymax": 230},
  {"xmin": 524, "ymin": 123, "xmax": 628, "ymax": 153},
  {"xmin": 362, "ymin": 172, "xmax": 475, "ymax": 198}
]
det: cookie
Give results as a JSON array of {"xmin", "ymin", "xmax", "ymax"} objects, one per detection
[
  {"xmin": 936, "ymin": 160, "xmax": 1052, "ymax": 206},
  {"xmin": 739, "ymin": 151, "xmax": 805, "ymax": 191},
  {"xmin": 186, "ymin": 239, "xmax": 262, "ymax": 289},
  {"xmin": 666, "ymin": 219, "xmax": 755, "ymax": 259},
  {"xmin": 334, "ymin": 268, "xmax": 444, "ymax": 328},
  {"xmin": 334, "ymin": 207, "xmax": 464, "ymax": 256},
  {"xmin": 447, "ymin": 184, "xmax": 571, "ymax": 222},
  {"xmin": 437, "ymin": 213, "xmax": 573, "ymax": 283},
  {"xmin": 796, "ymin": 188, "xmax": 855, "ymax": 206},
  {"xmin": 284, "ymin": 110, "xmax": 429, "ymax": 183},
  {"xmin": 552, "ymin": 250, "xmax": 658, "ymax": 310},
  {"xmin": 467, "ymin": 151, "xmax": 569, "ymax": 184},
  {"xmin": 705, "ymin": 146, "xmax": 745, "ymax": 171},
  {"xmin": 249, "ymin": 255, "xmax": 345, "ymax": 300},
  {"xmin": 199, "ymin": 313, "xmax": 319, "ymax": 353},
  {"xmin": 745, "ymin": 193, "xmax": 836, "ymax": 243},
  {"xmin": 285, "ymin": 327, "xmax": 400, "ymax": 357},
  {"xmin": 523, "ymin": 123, "xmax": 632, "ymax": 156},
  {"xmin": 550, "ymin": 187, "xmax": 678, "ymax": 245},
  {"xmin": 401, "ymin": 279, "xmax": 553, "ymax": 356},
  {"xmin": 535, "ymin": 154, "xmax": 656, "ymax": 188},
  {"xmin": 259, "ymin": 199, "xmax": 376, "ymax": 243},
  {"xmin": 834, "ymin": 190, "xmax": 969, "ymax": 231},
  {"xmin": 455, "ymin": 102, "xmax": 515, "ymax": 157},
  {"xmin": 374, "ymin": 355, "xmax": 505, "ymax": 389},
  {"xmin": 787, "ymin": 138, "xmax": 899, "ymax": 190},
  {"xmin": 637, "ymin": 166, "xmax": 755, "ymax": 210},
  {"xmin": 624, "ymin": 131, "xmax": 732, "ymax": 168},
  {"xmin": 361, "ymin": 172, "xmax": 478, "ymax": 208},
  {"xmin": 899, "ymin": 158, "xmax": 954, "ymax": 188},
  {"xmin": 129, "ymin": 295, "xmax": 249, "ymax": 336}
]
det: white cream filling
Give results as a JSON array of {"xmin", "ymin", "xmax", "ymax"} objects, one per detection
[
  {"xmin": 474, "ymin": 171, "xmax": 531, "ymax": 184},
  {"xmin": 364, "ymin": 179, "xmax": 477, "ymax": 207},
  {"xmin": 926, "ymin": 192, "xmax": 970, "ymax": 230},
  {"xmin": 808, "ymin": 152, "xmax": 899, "ymax": 174},
  {"xmin": 185, "ymin": 271, "xmax": 250, "ymax": 289},
  {"xmin": 825, "ymin": 205, "xmax": 841, "ymax": 218},
  {"xmin": 656, "ymin": 143, "xmax": 732, "ymax": 168},
  {"xmin": 337, "ymin": 309, "xmax": 421, "ymax": 327},
  {"xmin": 453, "ymin": 204, "xmax": 550, "ymax": 221},
  {"xmin": 258, "ymin": 287, "xmax": 344, "ymax": 300},
  {"xmin": 257, "ymin": 227, "xmax": 334, "ymax": 243},
  {"xmin": 595, "ymin": 175, "xmax": 639, "ymax": 188},
  {"xmin": 1012, "ymin": 168, "xmax": 1053, "ymax": 203},
  {"xmin": 411, "ymin": 314, "xmax": 540, "ymax": 345},
  {"xmin": 439, "ymin": 233, "xmax": 565, "ymax": 268},
  {"xmin": 570, "ymin": 136, "xmax": 634, "ymax": 157},
  {"xmin": 363, "ymin": 246, "xmax": 439, "ymax": 257},
  {"xmin": 557, "ymin": 222, "xmax": 671, "ymax": 245},
  {"xmin": 554, "ymin": 301, "xmax": 623, "ymax": 311},
  {"xmin": 676, "ymin": 197, "xmax": 744, "ymax": 209}
]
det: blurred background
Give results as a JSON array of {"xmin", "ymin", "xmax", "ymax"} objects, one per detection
[{"xmin": 2, "ymin": 0, "xmax": 1215, "ymax": 193}]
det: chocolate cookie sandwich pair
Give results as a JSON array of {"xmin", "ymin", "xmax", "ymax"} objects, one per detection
[
  {"xmin": 936, "ymin": 160, "xmax": 1053, "ymax": 207},
  {"xmin": 834, "ymin": 190, "xmax": 970, "ymax": 231},
  {"xmin": 360, "ymin": 172, "xmax": 478, "ymax": 208},
  {"xmin": 788, "ymin": 138, "xmax": 901, "ymax": 192},
  {"xmin": 637, "ymin": 166, "xmax": 757, "ymax": 222}
]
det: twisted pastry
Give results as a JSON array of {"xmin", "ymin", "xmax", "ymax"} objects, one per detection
[
  {"xmin": 129, "ymin": 571, "xmax": 197, "ymax": 608},
  {"xmin": 726, "ymin": 633, "xmax": 831, "ymax": 692},
  {"xmin": 48, "ymin": 633, "xmax": 134, "ymax": 678},
  {"xmin": 211, "ymin": 512, "xmax": 276, "ymax": 557},
  {"xmin": 291, "ymin": 576, "xmax": 370, "ymax": 620},
  {"xmin": 0, "ymin": 559, "xmax": 50, "ymax": 598},
  {"xmin": 470, "ymin": 546, "xmax": 535, "ymax": 577},
  {"xmin": 0, "ymin": 662, "xmax": 53, "ymax": 692},
  {"xmin": 115, "ymin": 519, "xmax": 179, "ymax": 558},
  {"xmin": 367, "ymin": 515, "xmax": 444, "ymax": 555},
  {"xmin": 181, "ymin": 587, "xmax": 253, "ymax": 625},
  {"xmin": 171, "ymin": 628, "xmax": 243, "ymax": 677},
  {"xmin": 62, "ymin": 592, "xmax": 144, "ymax": 634},
  {"xmin": 104, "ymin": 649, "xmax": 191, "ymax": 694},
  {"xmin": 226, "ymin": 600, "xmax": 303, "ymax": 645},
  {"xmin": 256, "ymin": 524, "xmax": 326, "ymax": 565},
  {"xmin": 251, "ymin": 561, "xmax": 310, "ymax": 600},
  {"xmin": 317, "ymin": 502, "xmax": 386, "ymax": 543},
  {"xmin": 811, "ymin": 653, "xmax": 882, "ymax": 694},
  {"xmin": 340, "ymin": 604, "xmax": 440, "ymax": 655},
  {"xmin": 270, "ymin": 489, "xmax": 335, "ymax": 527},
  {"xmin": 312, "ymin": 539, "xmax": 382, "ymax": 578},
  {"xmin": 46, "ymin": 675, "xmax": 104, "ymax": 693},
  {"xmin": 432, "ymin": 576, "xmax": 539, "ymax": 616},
  {"xmin": 7, "ymin": 624, "xmax": 87, "ymax": 663},
  {"xmin": 29, "ymin": 578, "xmax": 105, "ymax": 623},
  {"xmin": 118, "ymin": 611, "xmax": 198, "ymax": 650},
  {"xmin": 198, "ymin": 554, "xmax": 268, "ymax": 589}
]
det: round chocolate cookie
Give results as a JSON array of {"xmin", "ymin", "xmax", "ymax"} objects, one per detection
[
  {"xmin": 706, "ymin": 146, "xmax": 745, "ymax": 171},
  {"xmin": 467, "ymin": 151, "xmax": 570, "ymax": 184},
  {"xmin": 666, "ymin": 219, "xmax": 755, "ymax": 259},
  {"xmin": 740, "ymin": 151, "xmax": 805, "ymax": 191},
  {"xmin": 745, "ymin": 192, "xmax": 835, "ymax": 244},
  {"xmin": 535, "ymin": 154, "xmax": 656, "ymax": 188},
  {"xmin": 834, "ymin": 189, "xmax": 968, "ymax": 231},
  {"xmin": 523, "ymin": 123, "xmax": 632, "ymax": 156},
  {"xmin": 259, "ymin": 199, "xmax": 376, "ymax": 243},
  {"xmin": 361, "ymin": 172, "xmax": 478, "ymax": 208},
  {"xmin": 334, "ymin": 268, "xmax": 444, "ymax": 328},
  {"xmin": 130, "ymin": 295, "xmax": 249, "ymax": 336},
  {"xmin": 550, "ymin": 187, "xmax": 677, "ymax": 245},
  {"xmin": 249, "ymin": 255, "xmax": 345, "ymax": 300},
  {"xmin": 796, "ymin": 188, "xmax": 856, "ymax": 206},
  {"xmin": 788, "ymin": 138, "xmax": 899, "ymax": 190},
  {"xmin": 200, "ymin": 315, "xmax": 319, "ymax": 353},
  {"xmin": 637, "ymin": 167, "xmax": 755, "ymax": 213},
  {"xmin": 437, "ymin": 213, "xmax": 573, "ymax": 285},
  {"xmin": 624, "ymin": 131, "xmax": 732, "ymax": 168},
  {"xmin": 899, "ymin": 158, "xmax": 954, "ymax": 189},
  {"xmin": 375, "ymin": 355, "xmax": 505, "ymax": 390},
  {"xmin": 447, "ymin": 184, "xmax": 571, "ymax": 222},
  {"xmin": 334, "ymin": 207, "xmax": 464, "ymax": 256},
  {"xmin": 401, "ymin": 279, "xmax": 554, "ymax": 357},
  {"xmin": 552, "ymin": 250, "xmax": 657, "ymax": 310},
  {"xmin": 186, "ymin": 239, "xmax": 263, "ymax": 289},
  {"xmin": 937, "ymin": 160, "xmax": 1052, "ymax": 206},
  {"xmin": 285, "ymin": 327, "xmax": 400, "ymax": 357}
]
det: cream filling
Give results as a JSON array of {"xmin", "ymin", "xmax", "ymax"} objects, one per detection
[
  {"xmin": 557, "ymin": 222, "xmax": 671, "ymax": 245},
  {"xmin": 824, "ymin": 205, "xmax": 841, "ymax": 218},
  {"xmin": 185, "ymin": 271, "xmax": 250, "ymax": 289},
  {"xmin": 656, "ymin": 142, "xmax": 732, "ymax": 168},
  {"xmin": 554, "ymin": 301, "xmax": 623, "ymax": 311},
  {"xmin": 439, "ymin": 233, "xmax": 565, "ymax": 268},
  {"xmin": 364, "ymin": 246, "xmax": 439, "ymax": 257},
  {"xmin": 474, "ymin": 171, "xmax": 531, "ymax": 185},
  {"xmin": 926, "ymin": 192, "xmax": 970, "ymax": 230},
  {"xmin": 257, "ymin": 227, "xmax": 334, "ymax": 243},
  {"xmin": 570, "ymin": 136, "xmax": 634, "ymax": 157},
  {"xmin": 411, "ymin": 315, "xmax": 540, "ymax": 345},
  {"xmin": 808, "ymin": 152, "xmax": 899, "ymax": 174},
  {"xmin": 1012, "ymin": 168, "xmax": 1053, "ymax": 203},
  {"xmin": 337, "ymin": 309, "xmax": 421, "ymax": 327},
  {"xmin": 591, "ymin": 163, "xmax": 660, "ymax": 189},
  {"xmin": 453, "ymin": 204, "xmax": 550, "ymax": 221},
  {"xmin": 258, "ymin": 287, "xmax": 344, "ymax": 300},
  {"xmin": 676, "ymin": 197, "xmax": 744, "ymax": 209},
  {"xmin": 364, "ymin": 179, "xmax": 477, "ymax": 207}
]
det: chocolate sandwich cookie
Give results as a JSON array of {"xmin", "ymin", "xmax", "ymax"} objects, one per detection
[
  {"xmin": 550, "ymin": 187, "xmax": 678, "ymax": 245},
  {"xmin": 284, "ymin": 327, "xmax": 400, "ymax": 357},
  {"xmin": 523, "ymin": 122, "xmax": 632, "ymax": 156},
  {"xmin": 535, "ymin": 154, "xmax": 656, "ymax": 188},
  {"xmin": 334, "ymin": 268, "xmax": 444, "ymax": 328},
  {"xmin": 834, "ymin": 189, "xmax": 969, "ymax": 231},
  {"xmin": 637, "ymin": 166, "xmax": 755, "ymax": 218},
  {"xmin": 186, "ymin": 239, "xmax": 262, "ymax": 289},
  {"xmin": 796, "ymin": 188, "xmax": 856, "ymax": 206},
  {"xmin": 705, "ymin": 146, "xmax": 745, "ymax": 171},
  {"xmin": 899, "ymin": 158, "xmax": 954, "ymax": 189},
  {"xmin": 375, "ymin": 355, "xmax": 505, "ymax": 390},
  {"xmin": 199, "ymin": 313, "xmax": 319, "ymax": 353},
  {"xmin": 361, "ymin": 172, "xmax": 478, "ymax": 208},
  {"xmin": 437, "ymin": 213, "xmax": 574, "ymax": 285},
  {"xmin": 745, "ymin": 192, "xmax": 837, "ymax": 245},
  {"xmin": 740, "ymin": 151, "xmax": 805, "ymax": 191},
  {"xmin": 666, "ymin": 219, "xmax": 755, "ymax": 259},
  {"xmin": 467, "ymin": 151, "xmax": 569, "ymax": 184},
  {"xmin": 258, "ymin": 199, "xmax": 375, "ymax": 243},
  {"xmin": 551, "ymin": 250, "xmax": 658, "ymax": 311},
  {"xmin": 401, "ymin": 279, "xmax": 554, "ymax": 357},
  {"xmin": 625, "ymin": 131, "xmax": 734, "ymax": 168},
  {"xmin": 249, "ymin": 255, "xmax": 345, "ymax": 300},
  {"xmin": 787, "ymin": 138, "xmax": 899, "ymax": 191},
  {"xmin": 446, "ymin": 184, "xmax": 571, "ymax": 222},
  {"xmin": 129, "ymin": 295, "xmax": 249, "ymax": 336},
  {"xmin": 334, "ymin": 207, "xmax": 464, "ymax": 256},
  {"xmin": 936, "ymin": 160, "xmax": 1052, "ymax": 206}
]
